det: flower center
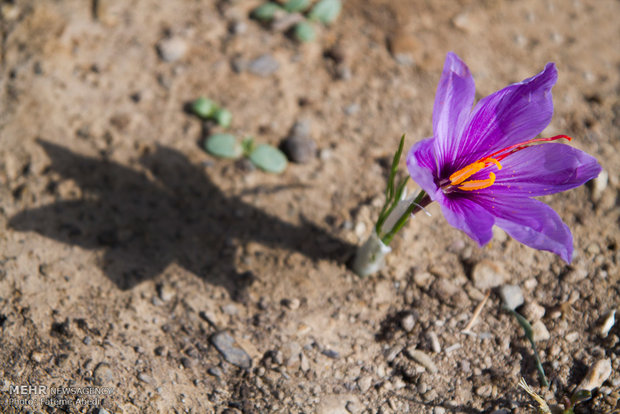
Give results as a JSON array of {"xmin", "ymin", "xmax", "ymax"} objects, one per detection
[{"xmin": 444, "ymin": 135, "xmax": 572, "ymax": 192}]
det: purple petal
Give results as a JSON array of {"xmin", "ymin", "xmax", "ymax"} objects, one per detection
[
  {"xmin": 488, "ymin": 143, "xmax": 602, "ymax": 196},
  {"xmin": 453, "ymin": 63, "xmax": 558, "ymax": 171},
  {"xmin": 478, "ymin": 195, "xmax": 573, "ymax": 262},
  {"xmin": 406, "ymin": 137, "xmax": 440, "ymax": 199},
  {"xmin": 440, "ymin": 195, "xmax": 495, "ymax": 246},
  {"xmin": 432, "ymin": 52, "xmax": 476, "ymax": 174}
]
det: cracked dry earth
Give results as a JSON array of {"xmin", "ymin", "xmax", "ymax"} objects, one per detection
[{"xmin": 0, "ymin": 0, "xmax": 619, "ymax": 413}]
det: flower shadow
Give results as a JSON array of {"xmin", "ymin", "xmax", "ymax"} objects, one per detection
[{"xmin": 9, "ymin": 140, "xmax": 353, "ymax": 300}]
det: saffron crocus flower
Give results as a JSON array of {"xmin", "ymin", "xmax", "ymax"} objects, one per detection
[{"xmin": 406, "ymin": 52, "xmax": 601, "ymax": 262}]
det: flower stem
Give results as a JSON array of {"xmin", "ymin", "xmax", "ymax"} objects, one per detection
[{"xmin": 380, "ymin": 190, "xmax": 430, "ymax": 245}]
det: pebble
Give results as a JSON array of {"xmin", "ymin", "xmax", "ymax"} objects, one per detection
[
  {"xmin": 282, "ymin": 342, "xmax": 302, "ymax": 367},
  {"xmin": 281, "ymin": 120, "xmax": 316, "ymax": 163},
  {"xmin": 427, "ymin": 331, "xmax": 441, "ymax": 353},
  {"xmin": 93, "ymin": 363, "xmax": 114, "ymax": 385},
  {"xmin": 322, "ymin": 349, "xmax": 339, "ymax": 359},
  {"xmin": 137, "ymin": 372, "xmax": 153, "ymax": 384},
  {"xmin": 345, "ymin": 400, "xmax": 363, "ymax": 414},
  {"xmin": 591, "ymin": 169, "xmax": 608, "ymax": 201},
  {"xmin": 221, "ymin": 303, "xmax": 238, "ymax": 316},
  {"xmin": 578, "ymin": 359, "xmax": 612, "ymax": 391},
  {"xmin": 248, "ymin": 54, "xmax": 280, "ymax": 77},
  {"xmin": 400, "ymin": 314, "xmax": 415, "ymax": 332},
  {"xmin": 598, "ymin": 310, "xmax": 615, "ymax": 337},
  {"xmin": 157, "ymin": 283, "xmax": 175, "ymax": 302},
  {"xmin": 521, "ymin": 302, "xmax": 545, "ymax": 322},
  {"xmin": 282, "ymin": 297, "xmax": 301, "ymax": 310},
  {"xmin": 433, "ymin": 408, "xmax": 446, "ymax": 414},
  {"xmin": 531, "ymin": 320, "xmax": 550, "ymax": 342},
  {"xmin": 357, "ymin": 376, "xmax": 372, "ymax": 393},
  {"xmin": 300, "ymin": 352, "xmax": 310, "ymax": 372},
  {"xmin": 471, "ymin": 261, "xmax": 506, "ymax": 290},
  {"xmin": 565, "ymin": 331, "xmax": 579, "ymax": 342},
  {"xmin": 405, "ymin": 348, "xmax": 437, "ymax": 374},
  {"xmin": 344, "ymin": 103, "xmax": 360, "ymax": 115},
  {"xmin": 210, "ymin": 331, "xmax": 252, "ymax": 369},
  {"xmin": 498, "ymin": 284, "xmax": 524, "ymax": 310},
  {"xmin": 157, "ymin": 37, "xmax": 187, "ymax": 62},
  {"xmin": 475, "ymin": 384, "xmax": 492, "ymax": 398},
  {"xmin": 564, "ymin": 266, "xmax": 588, "ymax": 283},
  {"xmin": 413, "ymin": 272, "xmax": 434, "ymax": 289}
]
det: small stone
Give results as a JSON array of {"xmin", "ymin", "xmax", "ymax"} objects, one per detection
[
  {"xmin": 322, "ymin": 349, "xmax": 339, "ymax": 359},
  {"xmin": 400, "ymin": 314, "xmax": 415, "ymax": 332},
  {"xmin": 281, "ymin": 120, "xmax": 316, "ymax": 163},
  {"xmin": 471, "ymin": 261, "xmax": 506, "ymax": 290},
  {"xmin": 93, "ymin": 363, "xmax": 114, "ymax": 385},
  {"xmin": 591, "ymin": 169, "xmax": 608, "ymax": 201},
  {"xmin": 521, "ymin": 302, "xmax": 546, "ymax": 322},
  {"xmin": 475, "ymin": 384, "xmax": 492, "ymax": 398},
  {"xmin": 180, "ymin": 357, "xmax": 194, "ymax": 369},
  {"xmin": 433, "ymin": 408, "xmax": 446, "ymax": 414},
  {"xmin": 564, "ymin": 266, "xmax": 588, "ymax": 283},
  {"xmin": 221, "ymin": 303, "xmax": 238, "ymax": 316},
  {"xmin": 598, "ymin": 310, "xmax": 615, "ymax": 337},
  {"xmin": 498, "ymin": 284, "xmax": 524, "ymax": 310},
  {"xmin": 83, "ymin": 336, "xmax": 92, "ymax": 345},
  {"xmin": 413, "ymin": 271, "xmax": 434, "ymax": 289},
  {"xmin": 208, "ymin": 366, "xmax": 223, "ymax": 377},
  {"xmin": 282, "ymin": 342, "xmax": 302, "ymax": 367},
  {"xmin": 157, "ymin": 283, "xmax": 175, "ymax": 302},
  {"xmin": 248, "ymin": 54, "xmax": 279, "ymax": 77},
  {"xmin": 300, "ymin": 352, "xmax": 310, "ymax": 372},
  {"xmin": 30, "ymin": 351, "xmax": 45, "ymax": 363},
  {"xmin": 157, "ymin": 37, "xmax": 187, "ymax": 62},
  {"xmin": 577, "ymin": 359, "xmax": 612, "ymax": 391},
  {"xmin": 344, "ymin": 103, "xmax": 360, "ymax": 115},
  {"xmin": 345, "ymin": 400, "xmax": 362, "ymax": 414},
  {"xmin": 282, "ymin": 297, "xmax": 301, "ymax": 310},
  {"xmin": 531, "ymin": 320, "xmax": 550, "ymax": 342},
  {"xmin": 357, "ymin": 376, "xmax": 372, "ymax": 393},
  {"xmin": 565, "ymin": 331, "xmax": 579, "ymax": 342},
  {"xmin": 405, "ymin": 348, "xmax": 437, "ymax": 374},
  {"xmin": 427, "ymin": 331, "xmax": 441, "ymax": 353},
  {"xmin": 210, "ymin": 331, "xmax": 252, "ymax": 369},
  {"xmin": 137, "ymin": 372, "xmax": 153, "ymax": 384}
]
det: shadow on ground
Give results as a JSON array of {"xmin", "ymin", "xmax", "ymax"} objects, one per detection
[{"xmin": 9, "ymin": 141, "xmax": 353, "ymax": 299}]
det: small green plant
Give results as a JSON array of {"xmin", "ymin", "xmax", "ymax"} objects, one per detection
[
  {"xmin": 519, "ymin": 378, "xmax": 593, "ymax": 414},
  {"xmin": 191, "ymin": 97, "xmax": 232, "ymax": 128},
  {"xmin": 250, "ymin": 0, "xmax": 342, "ymax": 42},
  {"xmin": 204, "ymin": 135, "xmax": 288, "ymax": 174}
]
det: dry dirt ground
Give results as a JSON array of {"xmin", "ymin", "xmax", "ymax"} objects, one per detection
[{"xmin": 1, "ymin": 0, "xmax": 619, "ymax": 413}]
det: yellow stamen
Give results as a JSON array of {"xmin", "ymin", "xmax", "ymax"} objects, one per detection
[
  {"xmin": 458, "ymin": 172, "xmax": 496, "ymax": 191},
  {"xmin": 449, "ymin": 157, "xmax": 502, "ymax": 186}
]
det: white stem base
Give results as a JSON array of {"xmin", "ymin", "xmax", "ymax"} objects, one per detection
[{"xmin": 352, "ymin": 231, "xmax": 392, "ymax": 277}]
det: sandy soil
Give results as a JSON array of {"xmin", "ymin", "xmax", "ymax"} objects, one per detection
[{"xmin": 0, "ymin": 0, "xmax": 619, "ymax": 413}]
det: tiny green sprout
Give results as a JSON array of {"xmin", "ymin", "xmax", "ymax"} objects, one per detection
[
  {"xmin": 506, "ymin": 307, "xmax": 549, "ymax": 387},
  {"xmin": 284, "ymin": 0, "xmax": 311, "ymax": 13},
  {"xmin": 251, "ymin": 2, "xmax": 283, "ymax": 22},
  {"xmin": 205, "ymin": 133, "xmax": 242, "ymax": 159},
  {"xmin": 249, "ymin": 144, "xmax": 288, "ymax": 173},
  {"xmin": 294, "ymin": 21, "xmax": 316, "ymax": 42},
  {"xmin": 308, "ymin": 0, "xmax": 342, "ymax": 24},
  {"xmin": 213, "ymin": 108, "xmax": 232, "ymax": 128},
  {"xmin": 192, "ymin": 97, "xmax": 218, "ymax": 119}
]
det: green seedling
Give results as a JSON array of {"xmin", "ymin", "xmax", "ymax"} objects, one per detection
[
  {"xmin": 308, "ymin": 0, "xmax": 342, "ymax": 24},
  {"xmin": 204, "ymin": 133, "xmax": 242, "ymax": 159},
  {"xmin": 251, "ymin": 2, "xmax": 283, "ymax": 22},
  {"xmin": 248, "ymin": 144, "xmax": 288, "ymax": 173},
  {"xmin": 284, "ymin": 0, "xmax": 311, "ymax": 12},
  {"xmin": 213, "ymin": 108, "xmax": 232, "ymax": 129},
  {"xmin": 294, "ymin": 21, "xmax": 316, "ymax": 42},
  {"xmin": 519, "ymin": 378, "xmax": 594, "ymax": 414},
  {"xmin": 506, "ymin": 306, "xmax": 549, "ymax": 387},
  {"xmin": 192, "ymin": 97, "xmax": 218, "ymax": 119}
]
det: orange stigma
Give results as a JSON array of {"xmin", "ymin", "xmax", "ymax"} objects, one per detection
[{"xmin": 447, "ymin": 135, "xmax": 571, "ymax": 192}]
